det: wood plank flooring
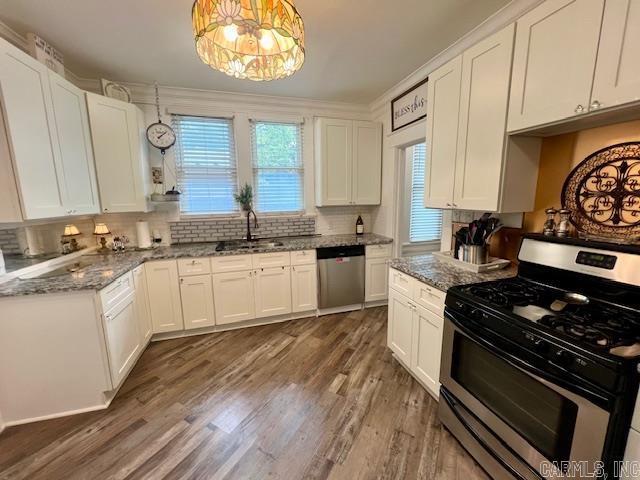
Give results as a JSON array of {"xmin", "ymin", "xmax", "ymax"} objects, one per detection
[{"xmin": 0, "ymin": 307, "xmax": 489, "ymax": 480}]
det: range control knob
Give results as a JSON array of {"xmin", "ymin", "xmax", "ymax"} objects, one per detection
[
  {"xmin": 533, "ymin": 339, "xmax": 549, "ymax": 354},
  {"xmin": 555, "ymin": 350, "xmax": 574, "ymax": 367}
]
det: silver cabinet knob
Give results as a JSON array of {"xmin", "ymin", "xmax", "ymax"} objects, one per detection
[
  {"xmin": 590, "ymin": 100, "xmax": 602, "ymax": 110},
  {"xmin": 575, "ymin": 104, "xmax": 585, "ymax": 114}
]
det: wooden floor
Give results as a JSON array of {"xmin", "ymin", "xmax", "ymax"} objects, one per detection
[{"xmin": 0, "ymin": 307, "xmax": 489, "ymax": 480}]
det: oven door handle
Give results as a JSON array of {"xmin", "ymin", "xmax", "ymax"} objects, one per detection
[
  {"xmin": 440, "ymin": 389, "xmax": 539, "ymax": 480},
  {"xmin": 446, "ymin": 310, "xmax": 610, "ymax": 406}
]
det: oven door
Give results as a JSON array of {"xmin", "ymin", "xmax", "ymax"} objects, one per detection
[{"xmin": 440, "ymin": 310, "xmax": 611, "ymax": 478}]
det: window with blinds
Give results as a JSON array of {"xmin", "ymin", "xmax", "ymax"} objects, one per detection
[
  {"xmin": 173, "ymin": 115, "xmax": 238, "ymax": 214},
  {"xmin": 250, "ymin": 120, "xmax": 304, "ymax": 213},
  {"xmin": 410, "ymin": 143, "xmax": 443, "ymax": 242}
]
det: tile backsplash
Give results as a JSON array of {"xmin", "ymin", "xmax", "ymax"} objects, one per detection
[
  {"xmin": 170, "ymin": 215, "xmax": 316, "ymax": 244},
  {"xmin": 0, "ymin": 205, "xmax": 377, "ymax": 253}
]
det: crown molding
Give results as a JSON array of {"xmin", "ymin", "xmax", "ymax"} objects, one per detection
[
  {"xmin": 369, "ymin": 0, "xmax": 545, "ymax": 116},
  {"xmin": 123, "ymin": 82, "xmax": 372, "ymax": 118}
]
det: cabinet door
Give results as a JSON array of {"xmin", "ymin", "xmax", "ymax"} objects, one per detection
[
  {"xmin": 411, "ymin": 305, "xmax": 444, "ymax": 398},
  {"xmin": 254, "ymin": 267, "xmax": 292, "ymax": 318},
  {"xmin": 453, "ymin": 25, "xmax": 514, "ymax": 212},
  {"xmin": 180, "ymin": 274, "xmax": 216, "ymax": 330},
  {"xmin": 592, "ymin": 0, "xmax": 640, "ymax": 109},
  {"xmin": 0, "ymin": 38, "xmax": 66, "ymax": 219},
  {"xmin": 387, "ymin": 290, "xmax": 413, "ymax": 367},
  {"xmin": 132, "ymin": 265, "xmax": 152, "ymax": 345},
  {"xmin": 145, "ymin": 260, "xmax": 184, "ymax": 333},
  {"xmin": 508, "ymin": 0, "xmax": 605, "ymax": 131},
  {"xmin": 315, "ymin": 118, "xmax": 353, "ymax": 206},
  {"xmin": 352, "ymin": 121, "xmax": 382, "ymax": 205},
  {"xmin": 213, "ymin": 271, "xmax": 255, "ymax": 325},
  {"xmin": 424, "ymin": 56, "xmax": 462, "ymax": 209},
  {"xmin": 103, "ymin": 293, "xmax": 141, "ymax": 388},
  {"xmin": 86, "ymin": 92, "xmax": 148, "ymax": 213},
  {"xmin": 48, "ymin": 73, "xmax": 100, "ymax": 215},
  {"xmin": 365, "ymin": 258, "xmax": 388, "ymax": 303},
  {"xmin": 291, "ymin": 264, "xmax": 318, "ymax": 313}
]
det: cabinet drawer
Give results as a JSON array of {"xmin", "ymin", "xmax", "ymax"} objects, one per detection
[
  {"xmin": 290, "ymin": 249, "xmax": 316, "ymax": 266},
  {"xmin": 414, "ymin": 282, "xmax": 446, "ymax": 315},
  {"xmin": 389, "ymin": 268, "xmax": 414, "ymax": 297},
  {"xmin": 366, "ymin": 244, "xmax": 392, "ymax": 259},
  {"xmin": 252, "ymin": 252, "xmax": 291, "ymax": 269},
  {"xmin": 100, "ymin": 271, "xmax": 134, "ymax": 313},
  {"xmin": 178, "ymin": 257, "xmax": 211, "ymax": 276},
  {"xmin": 210, "ymin": 254, "xmax": 253, "ymax": 273}
]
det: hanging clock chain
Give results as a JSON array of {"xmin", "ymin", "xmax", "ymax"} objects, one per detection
[{"xmin": 154, "ymin": 81, "xmax": 161, "ymax": 123}]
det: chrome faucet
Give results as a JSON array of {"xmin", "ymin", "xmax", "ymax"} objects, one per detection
[{"xmin": 246, "ymin": 209, "xmax": 259, "ymax": 241}]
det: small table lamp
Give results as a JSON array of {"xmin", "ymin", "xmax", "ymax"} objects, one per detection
[
  {"xmin": 62, "ymin": 224, "xmax": 81, "ymax": 253},
  {"xmin": 93, "ymin": 223, "xmax": 111, "ymax": 251}
]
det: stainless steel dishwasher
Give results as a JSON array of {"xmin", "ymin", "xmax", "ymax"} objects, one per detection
[{"xmin": 317, "ymin": 245, "xmax": 365, "ymax": 309}]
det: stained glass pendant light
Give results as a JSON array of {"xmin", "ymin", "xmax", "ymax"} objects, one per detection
[{"xmin": 192, "ymin": 0, "xmax": 305, "ymax": 81}]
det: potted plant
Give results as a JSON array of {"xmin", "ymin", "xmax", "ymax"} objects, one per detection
[{"xmin": 234, "ymin": 183, "xmax": 259, "ymax": 241}]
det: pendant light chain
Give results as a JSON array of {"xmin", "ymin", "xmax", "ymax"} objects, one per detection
[{"xmin": 154, "ymin": 81, "xmax": 161, "ymax": 123}]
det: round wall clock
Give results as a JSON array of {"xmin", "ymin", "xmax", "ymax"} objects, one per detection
[
  {"xmin": 561, "ymin": 142, "xmax": 640, "ymax": 242},
  {"xmin": 146, "ymin": 121, "xmax": 176, "ymax": 153}
]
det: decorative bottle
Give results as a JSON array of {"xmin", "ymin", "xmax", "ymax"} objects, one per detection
[{"xmin": 356, "ymin": 215, "xmax": 364, "ymax": 235}]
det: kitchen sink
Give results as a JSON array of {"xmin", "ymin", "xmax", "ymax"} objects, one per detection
[{"xmin": 216, "ymin": 240, "xmax": 285, "ymax": 252}]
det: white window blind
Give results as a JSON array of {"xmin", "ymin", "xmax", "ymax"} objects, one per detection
[
  {"xmin": 410, "ymin": 143, "xmax": 443, "ymax": 242},
  {"xmin": 173, "ymin": 115, "xmax": 238, "ymax": 214},
  {"xmin": 250, "ymin": 120, "xmax": 304, "ymax": 213}
]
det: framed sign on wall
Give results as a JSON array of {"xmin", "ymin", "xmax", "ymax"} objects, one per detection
[{"xmin": 391, "ymin": 78, "xmax": 428, "ymax": 132}]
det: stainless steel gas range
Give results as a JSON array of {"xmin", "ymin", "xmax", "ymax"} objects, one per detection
[{"xmin": 439, "ymin": 234, "xmax": 640, "ymax": 480}]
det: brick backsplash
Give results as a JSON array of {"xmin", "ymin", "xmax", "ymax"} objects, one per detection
[
  {"xmin": 0, "ymin": 229, "xmax": 20, "ymax": 254},
  {"xmin": 170, "ymin": 215, "xmax": 316, "ymax": 244}
]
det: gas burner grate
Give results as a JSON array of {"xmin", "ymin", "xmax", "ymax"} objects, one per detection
[{"xmin": 465, "ymin": 280, "xmax": 546, "ymax": 308}]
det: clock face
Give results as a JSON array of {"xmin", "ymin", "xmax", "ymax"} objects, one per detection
[{"xmin": 146, "ymin": 122, "xmax": 176, "ymax": 151}]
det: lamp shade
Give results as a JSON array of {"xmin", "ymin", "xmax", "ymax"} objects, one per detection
[
  {"xmin": 93, "ymin": 223, "xmax": 111, "ymax": 235},
  {"xmin": 192, "ymin": 0, "xmax": 305, "ymax": 81},
  {"xmin": 63, "ymin": 225, "xmax": 81, "ymax": 237}
]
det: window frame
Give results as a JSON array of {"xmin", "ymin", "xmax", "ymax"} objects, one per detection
[
  {"xmin": 172, "ymin": 114, "xmax": 240, "ymax": 216},
  {"xmin": 249, "ymin": 119, "xmax": 305, "ymax": 215}
]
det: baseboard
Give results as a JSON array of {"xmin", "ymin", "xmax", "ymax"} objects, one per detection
[
  {"xmin": 3, "ymin": 403, "xmax": 109, "ymax": 428},
  {"xmin": 151, "ymin": 310, "xmax": 319, "ymax": 342}
]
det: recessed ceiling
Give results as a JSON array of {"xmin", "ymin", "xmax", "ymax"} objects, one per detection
[{"xmin": 0, "ymin": 0, "xmax": 510, "ymax": 103}]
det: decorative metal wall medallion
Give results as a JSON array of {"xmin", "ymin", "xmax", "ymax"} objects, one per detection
[{"xmin": 561, "ymin": 142, "xmax": 640, "ymax": 242}]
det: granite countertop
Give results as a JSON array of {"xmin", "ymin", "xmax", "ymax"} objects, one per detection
[
  {"xmin": 389, "ymin": 254, "xmax": 517, "ymax": 292},
  {"xmin": 0, "ymin": 233, "xmax": 392, "ymax": 298}
]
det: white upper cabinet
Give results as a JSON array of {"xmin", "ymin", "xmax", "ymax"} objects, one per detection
[
  {"xmin": 315, "ymin": 118, "xmax": 382, "ymax": 206},
  {"xmin": 592, "ymin": 0, "xmax": 640, "ymax": 109},
  {"xmin": 424, "ymin": 56, "xmax": 462, "ymax": 210},
  {"xmin": 425, "ymin": 25, "xmax": 540, "ymax": 213},
  {"xmin": 453, "ymin": 24, "xmax": 515, "ymax": 211},
  {"xmin": 0, "ymin": 37, "xmax": 100, "ymax": 221},
  {"xmin": 508, "ymin": 0, "xmax": 606, "ymax": 132},
  {"xmin": 48, "ymin": 73, "xmax": 100, "ymax": 215},
  {"xmin": 86, "ymin": 92, "xmax": 151, "ymax": 213},
  {"xmin": 352, "ymin": 121, "xmax": 382, "ymax": 205},
  {"xmin": 0, "ymin": 38, "xmax": 65, "ymax": 219}
]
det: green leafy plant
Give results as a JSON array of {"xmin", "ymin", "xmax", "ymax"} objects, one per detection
[{"xmin": 234, "ymin": 183, "xmax": 254, "ymax": 212}]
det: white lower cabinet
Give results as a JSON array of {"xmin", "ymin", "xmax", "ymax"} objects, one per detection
[
  {"xmin": 180, "ymin": 274, "xmax": 216, "ymax": 330},
  {"xmin": 132, "ymin": 265, "xmax": 152, "ymax": 345},
  {"xmin": 254, "ymin": 267, "xmax": 292, "ymax": 318},
  {"xmin": 103, "ymin": 292, "xmax": 141, "ymax": 388},
  {"xmin": 388, "ymin": 268, "xmax": 445, "ymax": 399},
  {"xmin": 212, "ymin": 271, "xmax": 256, "ymax": 325},
  {"xmin": 365, "ymin": 258, "xmax": 389, "ymax": 302},
  {"xmin": 411, "ymin": 305, "xmax": 444, "ymax": 397},
  {"xmin": 145, "ymin": 260, "xmax": 184, "ymax": 333},
  {"xmin": 388, "ymin": 289, "xmax": 414, "ymax": 367},
  {"xmin": 291, "ymin": 264, "xmax": 318, "ymax": 313}
]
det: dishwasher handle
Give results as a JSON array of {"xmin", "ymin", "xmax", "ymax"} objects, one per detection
[{"xmin": 317, "ymin": 245, "xmax": 365, "ymax": 260}]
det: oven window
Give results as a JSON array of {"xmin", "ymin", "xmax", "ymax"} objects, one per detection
[{"xmin": 452, "ymin": 334, "xmax": 578, "ymax": 462}]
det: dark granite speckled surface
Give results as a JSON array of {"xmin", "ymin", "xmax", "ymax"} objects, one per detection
[
  {"xmin": 0, "ymin": 234, "xmax": 392, "ymax": 297},
  {"xmin": 389, "ymin": 254, "xmax": 517, "ymax": 292}
]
